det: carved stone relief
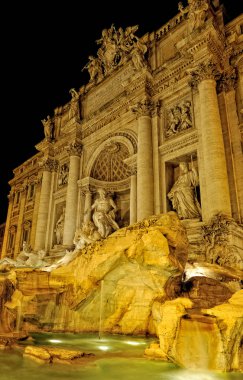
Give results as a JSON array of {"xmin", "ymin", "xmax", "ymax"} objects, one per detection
[
  {"xmin": 165, "ymin": 100, "xmax": 193, "ymax": 138},
  {"xmin": 58, "ymin": 163, "xmax": 69, "ymax": 187},
  {"xmin": 202, "ymin": 213, "xmax": 243, "ymax": 270},
  {"xmin": 82, "ymin": 24, "xmax": 148, "ymax": 83}
]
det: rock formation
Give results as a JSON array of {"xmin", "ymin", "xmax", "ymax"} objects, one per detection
[{"xmin": 0, "ymin": 211, "xmax": 242, "ymax": 371}]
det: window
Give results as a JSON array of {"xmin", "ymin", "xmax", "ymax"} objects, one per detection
[
  {"xmin": 28, "ymin": 184, "xmax": 35, "ymax": 200},
  {"xmin": 15, "ymin": 192, "xmax": 20, "ymax": 204}
]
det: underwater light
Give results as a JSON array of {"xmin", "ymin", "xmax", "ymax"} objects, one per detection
[
  {"xmin": 98, "ymin": 345, "xmax": 110, "ymax": 351},
  {"xmin": 48, "ymin": 339, "xmax": 62, "ymax": 343},
  {"xmin": 167, "ymin": 371, "xmax": 219, "ymax": 380},
  {"xmin": 125, "ymin": 341, "xmax": 145, "ymax": 346}
]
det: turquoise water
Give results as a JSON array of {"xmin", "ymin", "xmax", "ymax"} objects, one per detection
[{"xmin": 0, "ymin": 333, "xmax": 242, "ymax": 380}]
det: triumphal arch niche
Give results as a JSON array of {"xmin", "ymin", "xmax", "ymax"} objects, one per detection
[
  {"xmin": 80, "ymin": 134, "xmax": 137, "ymax": 229},
  {"xmin": 1, "ymin": 1, "xmax": 243, "ymax": 264}
]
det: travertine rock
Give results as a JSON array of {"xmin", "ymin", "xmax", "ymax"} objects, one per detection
[
  {"xmin": 24, "ymin": 345, "xmax": 94, "ymax": 364},
  {"xmin": 1, "ymin": 212, "xmax": 242, "ymax": 372},
  {"xmin": 146, "ymin": 290, "xmax": 243, "ymax": 371},
  {"xmin": 10, "ymin": 212, "xmax": 188, "ymax": 335}
]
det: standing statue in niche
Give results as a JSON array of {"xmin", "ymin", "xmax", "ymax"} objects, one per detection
[
  {"xmin": 167, "ymin": 162, "xmax": 201, "ymax": 219},
  {"xmin": 55, "ymin": 207, "xmax": 65, "ymax": 245},
  {"xmin": 91, "ymin": 188, "xmax": 119, "ymax": 238},
  {"xmin": 58, "ymin": 164, "xmax": 69, "ymax": 187},
  {"xmin": 41, "ymin": 115, "xmax": 54, "ymax": 141}
]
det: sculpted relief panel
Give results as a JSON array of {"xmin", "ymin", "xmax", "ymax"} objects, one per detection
[{"xmin": 165, "ymin": 100, "xmax": 193, "ymax": 138}]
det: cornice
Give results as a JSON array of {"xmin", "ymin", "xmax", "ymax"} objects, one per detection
[
  {"xmin": 78, "ymin": 176, "xmax": 130, "ymax": 192},
  {"xmin": 159, "ymin": 130, "xmax": 198, "ymax": 156}
]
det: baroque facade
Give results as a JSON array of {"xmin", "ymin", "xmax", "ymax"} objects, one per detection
[{"xmin": 1, "ymin": 1, "xmax": 243, "ymax": 259}]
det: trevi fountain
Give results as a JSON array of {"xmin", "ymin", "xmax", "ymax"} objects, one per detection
[{"xmin": 0, "ymin": 0, "xmax": 242, "ymax": 379}]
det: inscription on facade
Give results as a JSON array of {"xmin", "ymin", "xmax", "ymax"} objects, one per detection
[{"xmin": 84, "ymin": 63, "xmax": 134, "ymax": 116}]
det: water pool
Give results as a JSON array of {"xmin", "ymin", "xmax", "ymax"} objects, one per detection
[{"xmin": 0, "ymin": 332, "xmax": 241, "ymax": 380}]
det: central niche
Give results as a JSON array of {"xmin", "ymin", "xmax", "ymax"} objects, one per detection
[{"xmin": 91, "ymin": 142, "xmax": 130, "ymax": 181}]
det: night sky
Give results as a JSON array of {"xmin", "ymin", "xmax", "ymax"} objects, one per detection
[{"xmin": 0, "ymin": 0, "xmax": 241, "ymax": 223}]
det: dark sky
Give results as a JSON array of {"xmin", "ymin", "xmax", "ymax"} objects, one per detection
[{"xmin": 0, "ymin": 0, "xmax": 241, "ymax": 223}]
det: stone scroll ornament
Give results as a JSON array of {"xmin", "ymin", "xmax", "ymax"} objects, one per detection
[
  {"xmin": 165, "ymin": 101, "xmax": 192, "ymax": 137},
  {"xmin": 82, "ymin": 24, "xmax": 148, "ymax": 83}
]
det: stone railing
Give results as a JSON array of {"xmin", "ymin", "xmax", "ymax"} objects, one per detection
[{"xmin": 155, "ymin": 9, "xmax": 188, "ymax": 41}]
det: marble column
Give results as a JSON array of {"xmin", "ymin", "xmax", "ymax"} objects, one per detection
[
  {"xmin": 30, "ymin": 176, "xmax": 42, "ymax": 249},
  {"xmin": 34, "ymin": 158, "xmax": 58, "ymax": 251},
  {"xmin": 152, "ymin": 102, "xmax": 161, "ymax": 214},
  {"xmin": 14, "ymin": 184, "xmax": 28, "ymax": 256},
  {"xmin": 63, "ymin": 141, "xmax": 82, "ymax": 246},
  {"xmin": 219, "ymin": 70, "xmax": 243, "ymax": 222},
  {"xmin": 1, "ymin": 191, "xmax": 14, "ymax": 258},
  {"xmin": 191, "ymin": 61, "xmax": 231, "ymax": 220},
  {"xmin": 130, "ymin": 169, "xmax": 137, "ymax": 224},
  {"xmin": 83, "ymin": 187, "xmax": 92, "ymax": 223},
  {"xmin": 132, "ymin": 99, "xmax": 154, "ymax": 221}
]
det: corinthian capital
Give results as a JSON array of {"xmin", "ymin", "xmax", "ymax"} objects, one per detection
[
  {"xmin": 40, "ymin": 158, "xmax": 59, "ymax": 172},
  {"xmin": 67, "ymin": 141, "xmax": 82, "ymax": 156},
  {"xmin": 217, "ymin": 68, "xmax": 237, "ymax": 93},
  {"xmin": 131, "ymin": 99, "xmax": 157, "ymax": 118},
  {"xmin": 188, "ymin": 60, "xmax": 221, "ymax": 88}
]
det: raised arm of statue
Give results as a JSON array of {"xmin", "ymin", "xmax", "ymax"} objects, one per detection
[
  {"xmin": 69, "ymin": 88, "xmax": 79, "ymax": 99},
  {"xmin": 41, "ymin": 115, "xmax": 53, "ymax": 141}
]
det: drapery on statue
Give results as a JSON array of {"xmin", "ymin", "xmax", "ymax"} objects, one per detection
[
  {"xmin": 165, "ymin": 101, "xmax": 192, "ymax": 137},
  {"xmin": 82, "ymin": 24, "xmax": 148, "ymax": 81},
  {"xmin": 58, "ymin": 164, "xmax": 69, "ymax": 187},
  {"xmin": 82, "ymin": 55, "xmax": 103, "ymax": 83},
  {"xmin": 55, "ymin": 207, "xmax": 65, "ymax": 245},
  {"xmin": 167, "ymin": 162, "xmax": 201, "ymax": 219},
  {"xmin": 178, "ymin": 0, "xmax": 209, "ymax": 33},
  {"xmin": 41, "ymin": 115, "xmax": 54, "ymax": 141},
  {"xmin": 73, "ymin": 221, "xmax": 101, "ymax": 250},
  {"xmin": 44, "ymin": 221, "xmax": 101, "ymax": 272},
  {"xmin": 91, "ymin": 188, "xmax": 119, "ymax": 238},
  {"xmin": 69, "ymin": 88, "xmax": 80, "ymax": 118},
  {"xmin": 0, "ymin": 241, "xmax": 47, "ymax": 270}
]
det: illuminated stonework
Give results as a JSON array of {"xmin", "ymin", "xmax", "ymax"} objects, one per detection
[{"xmin": 1, "ymin": 2, "xmax": 242, "ymax": 261}]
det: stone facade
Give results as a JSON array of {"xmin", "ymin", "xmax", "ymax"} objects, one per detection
[
  {"xmin": 0, "ymin": 223, "xmax": 5, "ymax": 256},
  {"xmin": 1, "ymin": 1, "xmax": 243, "ymax": 258}
]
